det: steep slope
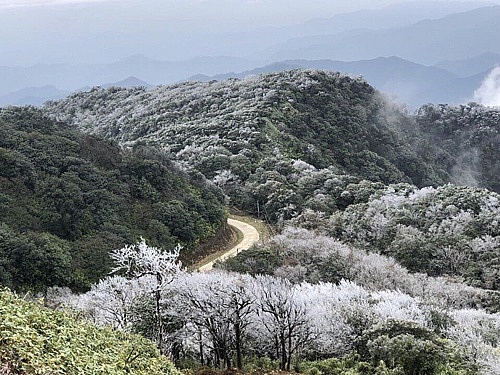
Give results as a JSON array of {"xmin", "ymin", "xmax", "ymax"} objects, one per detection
[
  {"xmin": 0, "ymin": 107, "xmax": 225, "ymax": 291},
  {"xmin": 44, "ymin": 70, "xmax": 499, "ymax": 222},
  {"xmin": 415, "ymin": 103, "xmax": 500, "ymax": 193}
]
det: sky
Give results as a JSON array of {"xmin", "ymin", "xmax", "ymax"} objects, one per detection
[
  {"xmin": 0, "ymin": 0, "xmax": 416, "ymax": 30},
  {"xmin": 2, "ymin": 0, "xmax": 497, "ymax": 26},
  {"xmin": 0, "ymin": 0, "xmax": 498, "ymax": 66},
  {"xmin": 1, "ymin": 0, "xmax": 499, "ymax": 106},
  {"xmin": 0, "ymin": 0, "xmax": 439, "ymax": 12}
]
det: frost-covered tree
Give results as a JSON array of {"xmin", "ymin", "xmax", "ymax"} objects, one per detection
[
  {"xmin": 226, "ymin": 226, "xmax": 488, "ymax": 311},
  {"xmin": 253, "ymin": 275, "xmax": 312, "ymax": 370},
  {"xmin": 446, "ymin": 308, "xmax": 500, "ymax": 374},
  {"xmin": 299, "ymin": 280, "xmax": 374, "ymax": 357},
  {"xmin": 324, "ymin": 184, "xmax": 500, "ymax": 290},
  {"xmin": 66, "ymin": 275, "xmax": 154, "ymax": 329},
  {"xmin": 111, "ymin": 238, "xmax": 182, "ymax": 352},
  {"xmin": 173, "ymin": 272, "xmax": 255, "ymax": 369}
]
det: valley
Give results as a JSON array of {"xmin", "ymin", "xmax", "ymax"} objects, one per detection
[{"xmin": 2, "ymin": 67, "xmax": 500, "ymax": 375}]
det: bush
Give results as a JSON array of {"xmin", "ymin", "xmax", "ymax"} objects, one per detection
[{"xmin": 0, "ymin": 288, "xmax": 181, "ymax": 375}]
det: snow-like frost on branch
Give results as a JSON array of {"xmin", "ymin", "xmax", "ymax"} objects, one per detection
[{"xmin": 110, "ymin": 237, "xmax": 182, "ymax": 287}]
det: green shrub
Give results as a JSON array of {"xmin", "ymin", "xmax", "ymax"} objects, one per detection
[{"xmin": 0, "ymin": 288, "xmax": 182, "ymax": 375}]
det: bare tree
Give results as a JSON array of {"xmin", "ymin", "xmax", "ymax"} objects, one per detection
[{"xmin": 253, "ymin": 275, "xmax": 312, "ymax": 371}]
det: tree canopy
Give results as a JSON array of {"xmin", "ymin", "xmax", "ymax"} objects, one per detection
[{"xmin": 0, "ymin": 107, "xmax": 225, "ymax": 291}]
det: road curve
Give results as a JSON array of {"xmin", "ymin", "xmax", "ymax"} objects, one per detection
[{"xmin": 197, "ymin": 218, "xmax": 260, "ymax": 272}]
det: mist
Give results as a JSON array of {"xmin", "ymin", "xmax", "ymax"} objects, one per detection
[
  {"xmin": 1, "ymin": 0, "xmax": 498, "ymax": 66},
  {"xmin": 474, "ymin": 66, "xmax": 500, "ymax": 107}
]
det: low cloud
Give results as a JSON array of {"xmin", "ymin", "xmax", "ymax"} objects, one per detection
[{"xmin": 473, "ymin": 66, "xmax": 500, "ymax": 107}]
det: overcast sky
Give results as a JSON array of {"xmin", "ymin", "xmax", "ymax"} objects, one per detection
[
  {"xmin": 1, "ymin": 0, "xmax": 498, "ymax": 65},
  {"xmin": 1, "ymin": 0, "xmax": 420, "ymax": 26},
  {"xmin": 2, "ymin": 0, "xmax": 498, "ymax": 24}
]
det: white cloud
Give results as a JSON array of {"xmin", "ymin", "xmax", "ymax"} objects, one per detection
[{"xmin": 474, "ymin": 66, "xmax": 500, "ymax": 107}]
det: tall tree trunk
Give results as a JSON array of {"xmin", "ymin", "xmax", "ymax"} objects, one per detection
[
  {"xmin": 280, "ymin": 332, "xmax": 287, "ymax": 371},
  {"xmin": 199, "ymin": 330, "xmax": 205, "ymax": 366},
  {"xmin": 155, "ymin": 273, "xmax": 163, "ymax": 353},
  {"xmin": 225, "ymin": 349, "xmax": 231, "ymax": 369},
  {"xmin": 287, "ymin": 332, "xmax": 292, "ymax": 371},
  {"xmin": 235, "ymin": 317, "xmax": 243, "ymax": 369},
  {"xmin": 274, "ymin": 335, "xmax": 279, "ymax": 361},
  {"xmin": 214, "ymin": 347, "xmax": 220, "ymax": 368}
]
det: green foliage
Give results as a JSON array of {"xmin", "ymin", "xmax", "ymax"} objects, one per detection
[
  {"xmin": 328, "ymin": 184, "xmax": 500, "ymax": 291},
  {"xmin": 0, "ymin": 107, "xmax": 226, "ymax": 291},
  {"xmin": 299, "ymin": 355, "xmax": 404, "ymax": 375},
  {"xmin": 42, "ymin": 70, "xmax": 456, "ymax": 223},
  {"xmin": 217, "ymin": 248, "xmax": 281, "ymax": 275},
  {"xmin": 359, "ymin": 320, "xmax": 472, "ymax": 375},
  {"xmin": 0, "ymin": 224, "xmax": 72, "ymax": 292},
  {"xmin": 296, "ymin": 322, "xmax": 472, "ymax": 375},
  {"xmin": 0, "ymin": 288, "xmax": 182, "ymax": 375}
]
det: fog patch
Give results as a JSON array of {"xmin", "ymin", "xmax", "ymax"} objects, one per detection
[
  {"xmin": 450, "ymin": 148, "xmax": 480, "ymax": 188},
  {"xmin": 474, "ymin": 66, "xmax": 500, "ymax": 107}
]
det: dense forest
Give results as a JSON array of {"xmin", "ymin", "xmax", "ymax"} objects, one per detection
[
  {"xmin": 1, "ymin": 70, "xmax": 499, "ymax": 374},
  {"xmin": 0, "ymin": 107, "xmax": 225, "ymax": 291},
  {"xmin": 44, "ymin": 70, "xmax": 499, "ymax": 222}
]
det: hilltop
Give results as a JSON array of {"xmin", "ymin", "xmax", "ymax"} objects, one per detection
[{"xmin": 44, "ymin": 70, "xmax": 499, "ymax": 220}]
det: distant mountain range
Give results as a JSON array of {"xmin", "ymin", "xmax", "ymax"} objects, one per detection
[
  {"xmin": 434, "ymin": 52, "xmax": 500, "ymax": 77},
  {"xmin": 2, "ymin": 4, "xmax": 500, "ymax": 108},
  {"xmin": 0, "ymin": 56, "xmax": 255, "ymax": 98},
  {"xmin": 0, "ymin": 85, "xmax": 69, "ymax": 107},
  {"xmin": 0, "ymin": 77, "xmax": 151, "ymax": 107},
  {"xmin": 192, "ymin": 56, "xmax": 496, "ymax": 108},
  {"xmin": 2, "ymin": 54, "xmax": 497, "ymax": 109},
  {"xmin": 263, "ymin": 6, "xmax": 500, "ymax": 65}
]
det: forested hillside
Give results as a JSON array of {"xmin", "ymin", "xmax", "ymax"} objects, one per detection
[
  {"xmin": 44, "ymin": 70, "xmax": 499, "ymax": 223},
  {"xmin": 226, "ymin": 183, "xmax": 500, "ymax": 293},
  {"xmin": 416, "ymin": 103, "xmax": 500, "ymax": 192},
  {"xmin": 5, "ymin": 69, "xmax": 498, "ymax": 374},
  {"xmin": 0, "ymin": 107, "xmax": 225, "ymax": 291}
]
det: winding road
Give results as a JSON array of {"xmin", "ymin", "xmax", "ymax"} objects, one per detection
[{"xmin": 197, "ymin": 218, "xmax": 260, "ymax": 272}]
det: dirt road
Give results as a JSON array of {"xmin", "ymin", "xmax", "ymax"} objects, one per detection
[{"xmin": 197, "ymin": 218, "xmax": 260, "ymax": 272}]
